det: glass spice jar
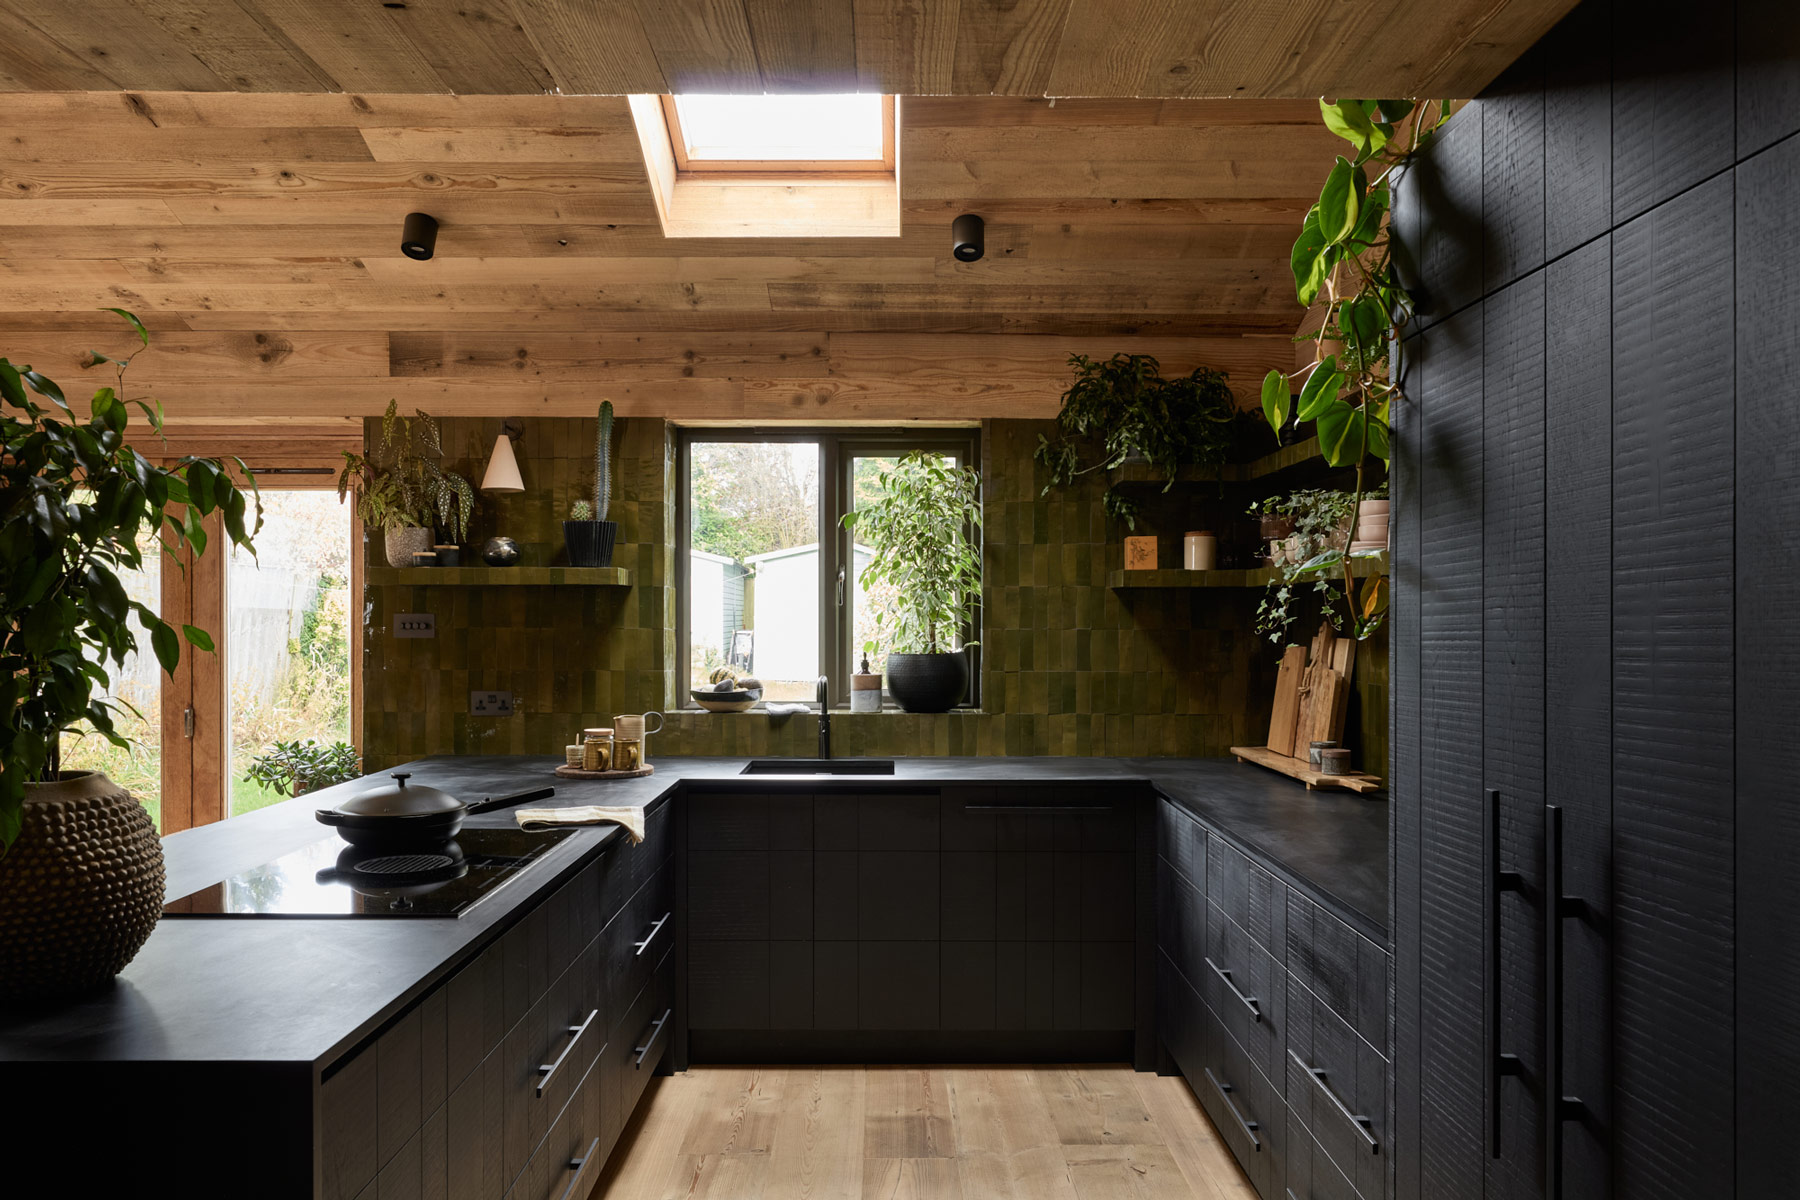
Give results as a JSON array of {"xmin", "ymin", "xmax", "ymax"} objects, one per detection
[{"xmin": 581, "ymin": 728, "xmax": 614, "ymax": 772}]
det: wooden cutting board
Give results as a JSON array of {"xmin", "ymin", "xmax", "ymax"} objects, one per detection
[
  {"xmin": 1267, "ymin": 644, "xmax": 1308, "ymax": 755},
  {"xmin": 1297, "ymin": 665, "xmax": 1349, "ymax": 749}
]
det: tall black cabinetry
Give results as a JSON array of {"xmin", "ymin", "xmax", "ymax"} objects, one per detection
[{"xmin": 1391, "ymin": 3, "xmax": 1798, "ymax": 1196}]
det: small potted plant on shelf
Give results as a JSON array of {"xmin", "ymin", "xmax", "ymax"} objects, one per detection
[
  {"xmin": 842, "ymin": 451, "xmax": 982, "ymax": 713},
  {"xmin": 246, "ymin": 739, "xmax": 362, "ymax": 798},
  {"xmin": 563, "ymin": 400, "xmax": 619, "ymax": 567},
  {"xmin": 0, "ymin": 310, "xmax": 263, "ymax": 1002},
  {"xmin": 336, "ymin": 400, "xmax": 475, "ymax": 568},
  {"xmin": 1034, "ymin": 352, "xmax": 1237, "ymax": 528},
  {"xmin": 1250, "ymin": 488, "xmax": 1364, "ymax": 645}
]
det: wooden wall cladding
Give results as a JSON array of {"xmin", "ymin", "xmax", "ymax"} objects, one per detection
[
  {"xmin": 0, "ymin": 0, "xmax": 1580, "ymax": 100},
  {"xmin": 0, "ymin": 93, "xmax": 1350, "ymax": 427},
  {"xmin": 1392, "ymin": 2, "xmax": 1797, "ymax": 1199}
]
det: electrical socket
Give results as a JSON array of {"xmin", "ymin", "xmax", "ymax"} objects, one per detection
[{"xmin": 470, "ymin": 690, "xmax": 515, "ymax": 716}]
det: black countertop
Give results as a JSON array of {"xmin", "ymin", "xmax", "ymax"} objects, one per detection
[{"xmin": 0, "ymin": 755, "xmax": 1385, "ymax": 1066}]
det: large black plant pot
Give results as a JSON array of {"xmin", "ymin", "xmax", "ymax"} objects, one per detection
[
  {"xmin": 885, "ymin": 651, "xmax": 969, "ymax": 713},
  {"xmin": 563, "ymin": 520, "xmax": 618, "ymax": 567}
]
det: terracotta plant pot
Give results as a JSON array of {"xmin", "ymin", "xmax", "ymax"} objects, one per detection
[
  {"xmin": 0, "ymin": 771, "xmax": 165, "ymax": 1003},
  {"xmin": 384, "ymin": 525, "xmax": 432, "ymax": 569}
]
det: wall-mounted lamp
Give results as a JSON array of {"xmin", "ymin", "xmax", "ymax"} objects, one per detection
[
  {"xmin": 401, "ymin": 212, "xmax": 439, "ymax": 260},
  {"xmin": 952, "ymin": 212, "xmax": 984, "ymax": 262},
  {"xmin": 479, "ymin": 418, "xmax": 524, "ymax": 565}
]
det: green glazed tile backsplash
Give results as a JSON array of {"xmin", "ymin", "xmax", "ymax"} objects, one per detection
[{"xmin": 362, "ymin": 416, "xmax": 1387, "ymax": 772}]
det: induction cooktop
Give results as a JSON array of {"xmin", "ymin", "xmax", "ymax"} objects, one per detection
[{"xmin": 161, "ymin": 827, "xmax": 578, "ymax": 919}]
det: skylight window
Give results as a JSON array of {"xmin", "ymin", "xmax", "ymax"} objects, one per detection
[{"xmin": 662, "ymin": 94, "xmax": 894, "ymax": 173}]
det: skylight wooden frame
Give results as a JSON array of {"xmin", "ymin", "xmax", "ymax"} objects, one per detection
[{"xmin": 658, "ymin": 94, "xmax": 896, "ymax": 180}]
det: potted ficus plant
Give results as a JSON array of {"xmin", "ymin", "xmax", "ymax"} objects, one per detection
[
  {"xmin": 0, "ymin": 310, "xmax": 262, "ymax": 1002},
  {"xmin": 336, "ymin": 400, "xmax": 475, "ymax": 568},
  {"xmin": 1035, "ymin": 352, "xmax": 1237, "ymax": 528},
  {"xmin": 841, "ymin": 451, "xmax": 982, "ymax": 713},
  {"xmin": 563, "ymin": 400, "xmax": 618, "ymax": 567}
]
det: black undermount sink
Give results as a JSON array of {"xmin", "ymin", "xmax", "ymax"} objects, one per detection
[{"xmin": 740, "ymin": 758, "xmax": 897, "ymax": 775}]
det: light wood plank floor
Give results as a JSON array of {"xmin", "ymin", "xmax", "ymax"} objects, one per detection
[{"xmin": 590, "ymin": 1065, "xmax": 1257, "ymax": 1200}]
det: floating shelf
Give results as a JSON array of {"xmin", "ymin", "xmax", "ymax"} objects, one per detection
[
  {"xmin": 366, "ymin": 566, "xmax": 632, "ymax": 587},
  {"xmin": 1108, "ymin": 552, "xmax": 1387, "ymax": 590},
  {"xmin": 1108, "ymin": 436, "xmax": 1341, "ymax": 489}
]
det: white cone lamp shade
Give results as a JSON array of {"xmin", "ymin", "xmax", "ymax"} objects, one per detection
[{"xmin": 480, "ymin": 434, "xmax": 524, "ymax": 493}]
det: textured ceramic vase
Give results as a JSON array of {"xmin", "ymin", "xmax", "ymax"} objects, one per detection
[
  {"xmin": 885, "ymin": 652, "xmax": 970, "ymax": 713},
  {"xmin": 562, "ymin": 519, "xmax": 618, "ymax": 567},
  {"xmin": 0, "ymin": 771, "xmax": 165, "ymax": 1003},
  {"xmin": 384, "ymin": 525, "xmax": 432, "ymax": 569}
]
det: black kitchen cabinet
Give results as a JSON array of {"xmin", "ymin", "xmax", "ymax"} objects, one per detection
[
  {"xmin": 319, "ymin": 800, "xmax": 675, "ymax": 1200},
  {"xmin": 1390, "ymin": 2, "xmax": 1782, "ymax": 1196},
  {"xmin": 683, "ymin": 785, "xmax": 1145, "ymax": 1060}
]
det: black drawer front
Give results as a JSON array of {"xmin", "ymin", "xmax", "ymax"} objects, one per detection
[
  {"xmin": 602, "ymin": 859, "xmax": 673, "ymax": 1036},
  {"xmin": 508, "ymin": 1053, "xmax": 605, "ymax": 1200},
  {"xmin": 1160, "ymin": 950, "xmax": 1284, "ymax": 1198},
  {"xmin": 1155, "ymin": 857, "xmax": 1205, "ymax": 997},
  {"xmin": 1157, "ymin": 799, "xmax": 1206, "ymax": 892},
  {"xmin": 608, "ymin": 942, "xmax": 675, "ymax": 1147},
  {"xmin": 1206, "ymin": 837, "xmax": 1282, "ymax": 954},
  {"xmin": 1283, "ymin": 886, "xmax": 1389, "ymax": 1055},
  {"xmin": 599, "ymin": 799, "xmax": 672, "ymax": 925},
  {"xmin": 1202, "ymin": 901, "xmax": 1286, "ymax": 1086},
  {"xmin": 1284, "ymin": 1112, "xmax": 1361, "ymax": 1200},
  {"xmin": 538, "ymin": 935, "xmax": 605, "ymax": 1130},
  {"xmin": 1285, "ymin": 977, "xmax": 1386, "ymax": 1200}
]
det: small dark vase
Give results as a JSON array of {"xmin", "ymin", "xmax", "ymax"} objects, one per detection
[
  {"xmin": 481, "ymin": 536, "xmax": 520, "ymax": 567},
  {"xmin": 563, "ymin": 520, "xmax": 618, "ymax": 568},
  {"xmin": 885, "ymin": 651, "xmax": 970, "ymax": 714}
]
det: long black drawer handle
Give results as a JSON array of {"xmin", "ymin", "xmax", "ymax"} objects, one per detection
[
  {"xmin": 1543, "ymin": 804, "xmax": 1589, "ymax": 1200},
  {"xmin": 1487, "ymin": 788, "xmax": 1523, "ymax": 1158},
  {"xmin": 634, "ymin": 1007, "xmax": 672, "ymax": 1069},
  {"xmin": 1204, "ymin": 955, "xmax": 1261, "ymax": 1022},
  {"xmin": 555, "ymin": 1136, "xmax": 602, "ymax": 1200},
  {"xmin": 536, "ymin": 1008, "xmax": 598, "ymax": 1098},
  {"xmin": 634, "ymin": 912, "xmax": 671, "ymax": 957},
  {"xmin": 1202, "ymin": 1067, "xmax": 1261, "ymax": 1151},
  {"xmin": 1290, "ymin": 1048, "xmax": 1378, "ymax": 1154},
  {"xmin": 964, "ymin": 804, "xmax": 1114, "ymax": 813}
]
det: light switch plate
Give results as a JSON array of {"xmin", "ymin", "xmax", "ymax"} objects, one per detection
[
  {"xmin": 470, "ymin": 690, "xmax": 515, "ymax": 716},
  {"xmin": 393, "ymin": 612, "xmax": 435, "ymax": 638}
]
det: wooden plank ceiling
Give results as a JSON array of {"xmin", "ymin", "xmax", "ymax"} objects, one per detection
[
  {"xmin": 0, "ymin": 0, "xmax": 1578, "ymax": 100},
  {"xmin": 0, "ymin": 92, "xmax": 1353, "ymax": 432}
]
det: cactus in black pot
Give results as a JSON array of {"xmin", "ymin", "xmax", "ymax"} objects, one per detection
[{"xmin": 563, "ymin": 401, "xmax": 619, "ymax": 567}]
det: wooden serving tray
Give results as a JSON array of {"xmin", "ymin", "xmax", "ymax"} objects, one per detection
[
  {"xmin": 554, "ymin": 764, "xmax": 655, "ymax": 781},
  {"xmin": 1230, "ymin": 745, "xmax": 1383, "ymax": 794}
]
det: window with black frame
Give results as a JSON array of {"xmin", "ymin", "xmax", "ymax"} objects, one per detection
[{"xmin": 678, "ymin": 428, "xmax": 980, "ymax": 709}]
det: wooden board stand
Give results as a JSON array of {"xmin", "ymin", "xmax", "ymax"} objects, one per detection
[
  {"xmin": 1238, "ymin": 622, "xmax": 1383, "ymax": 794},
  {"xmin": 554, "ymin": 764, "xmax": 655, "ymax": 781}
]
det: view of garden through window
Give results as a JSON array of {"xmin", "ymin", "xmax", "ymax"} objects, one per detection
[
  {"xmin": 687, "ymin": 442, "xmax": 955, "ymax": 701},
  {"xmin": 59, "ymin": 491, "xmax": 353, "ymax": 829}
]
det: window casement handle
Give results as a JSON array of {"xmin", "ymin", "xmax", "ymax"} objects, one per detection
[{"xmin": 836, "ymin": 565, "xmax": 846, "ymax": 607}]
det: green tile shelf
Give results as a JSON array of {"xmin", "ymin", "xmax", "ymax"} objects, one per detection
[
  {"xmin": 365, "ymin": 566, "xmax": 632, "ymax": 587},
  {"xmin": 1108, "ymin": 551, "xmax": 1387, "ymax": 590}
]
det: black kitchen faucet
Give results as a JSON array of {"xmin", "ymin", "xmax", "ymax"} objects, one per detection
[{"xmin": 816, "ymin": 675, "xmax": 830, "ymax": 759}]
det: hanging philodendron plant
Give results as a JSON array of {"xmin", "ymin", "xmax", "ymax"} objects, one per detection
[{"xmin": 1258, "ymin": 98, "xmax": 1453, "ymax": 639}]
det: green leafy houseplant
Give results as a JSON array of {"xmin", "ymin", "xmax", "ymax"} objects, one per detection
[
  {"xmin": 246, "ymin": 738, "xmax": 362, "ymax": 798},
  {"xmin": 1258, "ymin": 99, "xmax": 1452, "ymax": 638},
  {"xmin": 1, "ymin": 309, "xmax": 263, "ymax": 846},
  {"xmin": 336, "ymin": 400, "xmax": 475, "ymax": 545},
  {"xmin": 1249, "ymin": 489, "xmax": 1358, "ymax": 646},
  {"xmin": 841, "ymin": 452, "xmax": 981, "ymax": 712},
  {"xmin": 1035, "ymin": 353, "xmax": 1237, "ymax": 528}
]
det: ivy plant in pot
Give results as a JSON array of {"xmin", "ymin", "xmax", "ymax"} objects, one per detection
[
  {"xmin": 336, "ymin": 400, "xmax": 475, "ymax": 568},
  {"xmin": 841, "ymin": 451, "xmax": 982, "ymax": 713},
  {"xmin": 1, "ymin": 310, "xmax": 262, "ymax": 1003},
  {"xmin": 1034, "ymin": 352, "xmax": 1236, "ymax": 529},
  {"xmin": 563, "ymin": 400, "xmax": 619, "ymax": 567}
]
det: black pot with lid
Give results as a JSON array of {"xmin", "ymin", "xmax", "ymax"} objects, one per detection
[{"xmin": 315, "ymin": 771, "xmax": 466, "ymax": 848}]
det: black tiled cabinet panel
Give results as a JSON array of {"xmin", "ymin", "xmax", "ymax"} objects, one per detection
[
  {"xmin": 684, "ymin": 786, "xmax": 1144, "ymax": 1044},
  {"xmin": 321, "ymin": 802, "xmax": 676, "ymax": 1200},
  {"xmin": 1157, "ymin": 798, "xmax": 1392, "ymax": 1200}
]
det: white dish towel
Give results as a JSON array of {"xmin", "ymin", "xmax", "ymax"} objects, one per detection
[{"xmin": 515, "ymin": 805, "xmax": 645, "ymax": 843}]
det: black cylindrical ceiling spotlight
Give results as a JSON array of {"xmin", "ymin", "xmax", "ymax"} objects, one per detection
[
  {"xmin": 952, "ymin": 212, "xmax": 984, "ymax": 262},
  {"xmin": 401, "ymin": 212, "xmax": 439, "ymax": 260}
]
